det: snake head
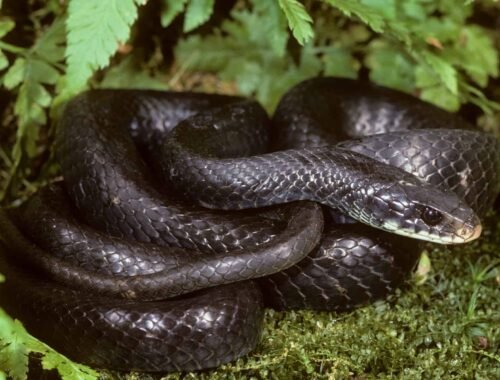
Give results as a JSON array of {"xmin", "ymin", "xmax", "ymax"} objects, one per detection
[{"xmin": 356, "ymin": 180, "xmax": 482, "ymax": 245}]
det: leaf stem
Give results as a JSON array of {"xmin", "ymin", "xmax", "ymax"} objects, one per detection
[{"xmin": 0, "ymin": 42, "xmax": 26, "ymax": 55}]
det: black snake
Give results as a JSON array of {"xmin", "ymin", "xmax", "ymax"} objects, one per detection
[{"xmin": 0, "ymin": 77, "xmax": 498, "ymax": 372}]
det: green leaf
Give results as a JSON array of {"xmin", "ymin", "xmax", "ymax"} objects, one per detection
[
  {"xmin": 175, "ymin": 5, "xmax": 321, "ymax": 110},
  {"xmin": 100, "ymin": 56, "xmax": 168, "ymax": 90},
  {"xmin": 253, "ymin": 46, "xmax": 322, "ymax": 109},
  {"xmin": 360, "ymin": 0, "xmax": 396, "ymax": 20},
  {"xmin": 31, "ymin": 59, "xmax": 60, "ymax": 85},
  {"xmin": 32, "ymin": 17, "xmax": 66, "ymax": 63},
  {"xmin": 183, "ymin": 0, "xmax": 215, "ymax": 32},
  {"xmin": 277, "ymin": 0, "xmax": 314, "ymax": 45},
  {"xmin": 65, "ymin": 0, "xmax": 143, "ymax": 96},
  {"xmin": 161, "ymin": 0, "xmax": 188, "ymax": 28},
  {"xmin": 252, "ymin": 0, "xmax": 288, "ymax": 57},
  {"xmin": 14, "ymin": 74, "xmax": 52, "ymax": 157},
  {"xmin": 0, "ymin": 18, "xmax": 65, "ymax": 200},
  {"xmin": 222, "ymin": 59, "xmax": 261, "ymax": 95},
  {"xmin": 323, "ymin": 47, "xmax": 359, "ymax": 79},
  {"xmin": 415, "ymin": 64, "xmax": 460, "ymax": 111},
  {"xmin": 420, "ymin": 86, "xmax": 460, "ymax": 112},
  {"xmin": 420, "ymin": 50, "xmax": 458, "ymax": 95},
  {"xmin": 438, "ymin": 0, "xmax": 473, "ymax": 23},
  {"xmin": 365, "ymin": 39, "xmax": 415, "ymax": 93},
  {"xmin": 459, "ymin": 81, "xmax": 500, "ymax": 115},
  {"xmin": 401, "ymin": 0, "xmax": 428, "ymax": 21},
  {"xmin": 0, "ymin": 309, "xmax": 99, "ymax": 380},
  {"xmin": 3, "ymin": 57, "xmax": 25, "ymax": 89},
  {"xmin": 0, "ymin": 51, "xmax": 7, "ymax": 71},
  {"xmin": 176, "ymin": 34, "xmax": 232, "ymax": 71},
  {"xmin": 5, "ymin": 56, "xmax": 57, "ymax": 160},
  {"xmin": 323, "ymin": 0, "xmax": 385, "ymax": 33},
  {"xmin": 0, "ymin": 318, "xmax": 29, "ymax": 380},
  {"xmin": 453, "ymin": 26, "xmax": 498, "ymax": 87},
  {"xmin": 42, "ymin": 352, "xmax": 98, "ymax": 380},
  {"xmin": 414, "ymin": 17, "xmax": 459, "ymax": 43},
  {"xmin": 0, "ymin": 19, "xmax": 14, "ymax": 39}
]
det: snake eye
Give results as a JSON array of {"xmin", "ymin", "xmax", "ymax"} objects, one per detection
[{"xmin": 421, "ymin": 207, "xmax": 443, "ymax": 226}]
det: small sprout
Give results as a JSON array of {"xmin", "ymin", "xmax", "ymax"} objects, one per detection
[{"xmin": 415, "ymin": 251, "xmax": 432, "ymax": 285}]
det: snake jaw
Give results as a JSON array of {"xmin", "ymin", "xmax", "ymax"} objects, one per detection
[{"xmin": 454, "ymin": 217, "xmax": 482, "ymax": 244}]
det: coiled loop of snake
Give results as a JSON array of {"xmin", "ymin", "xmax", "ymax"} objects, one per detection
[{"xmin": 0, "ymin": 77, "xmax": 498, "ymax": 372}]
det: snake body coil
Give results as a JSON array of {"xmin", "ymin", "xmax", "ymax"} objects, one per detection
[{"xmin": 0, "ymin": 77, "xmax": 498, "ymax": 372}]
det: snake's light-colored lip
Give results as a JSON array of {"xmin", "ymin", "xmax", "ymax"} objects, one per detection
[{"xmin": 456, "ymin": 222, "xmax": 482, "ymax": 243}]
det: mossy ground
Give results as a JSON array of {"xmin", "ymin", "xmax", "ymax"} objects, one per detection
[{"xmin": 92, "ymin": 213, "xmax": 499, "ymax": 380}]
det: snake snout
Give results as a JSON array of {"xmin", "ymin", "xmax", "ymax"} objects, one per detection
[
  {"xmin": 438, "ymin": 195, "xmax": 483, "ymax": 244},
  {"xmin": 454, "ymin": 214, "xmax": 482, "ymax": 243}
]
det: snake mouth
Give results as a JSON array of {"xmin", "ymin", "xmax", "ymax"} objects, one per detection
[
  {"xmin": 374, "ymin": 213, "xmax": 483, "ymax": 245},
  {"xmin": 455, "ymin": 221, "xmax": 482, "ymax": 243},
  {"xmin": 447, "ymin": 211, "xmax": 482, "ymax": 244}
]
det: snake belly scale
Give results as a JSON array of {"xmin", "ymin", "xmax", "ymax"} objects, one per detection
[{"xmin": 0, "ymin": 77, "xmax": 498, "ymax": 372}]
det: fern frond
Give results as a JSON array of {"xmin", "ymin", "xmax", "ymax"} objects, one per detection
[
  {"xmin": 184, "ymin": 0, "xmax": 215, "ymax": 32},
  {"xmin": 64, "ymin": 0, "xmax": 145, "ymax": 97},
  {"xmin": 277, "ymin": 0, "xmax": 314, "ymax": 45}
]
